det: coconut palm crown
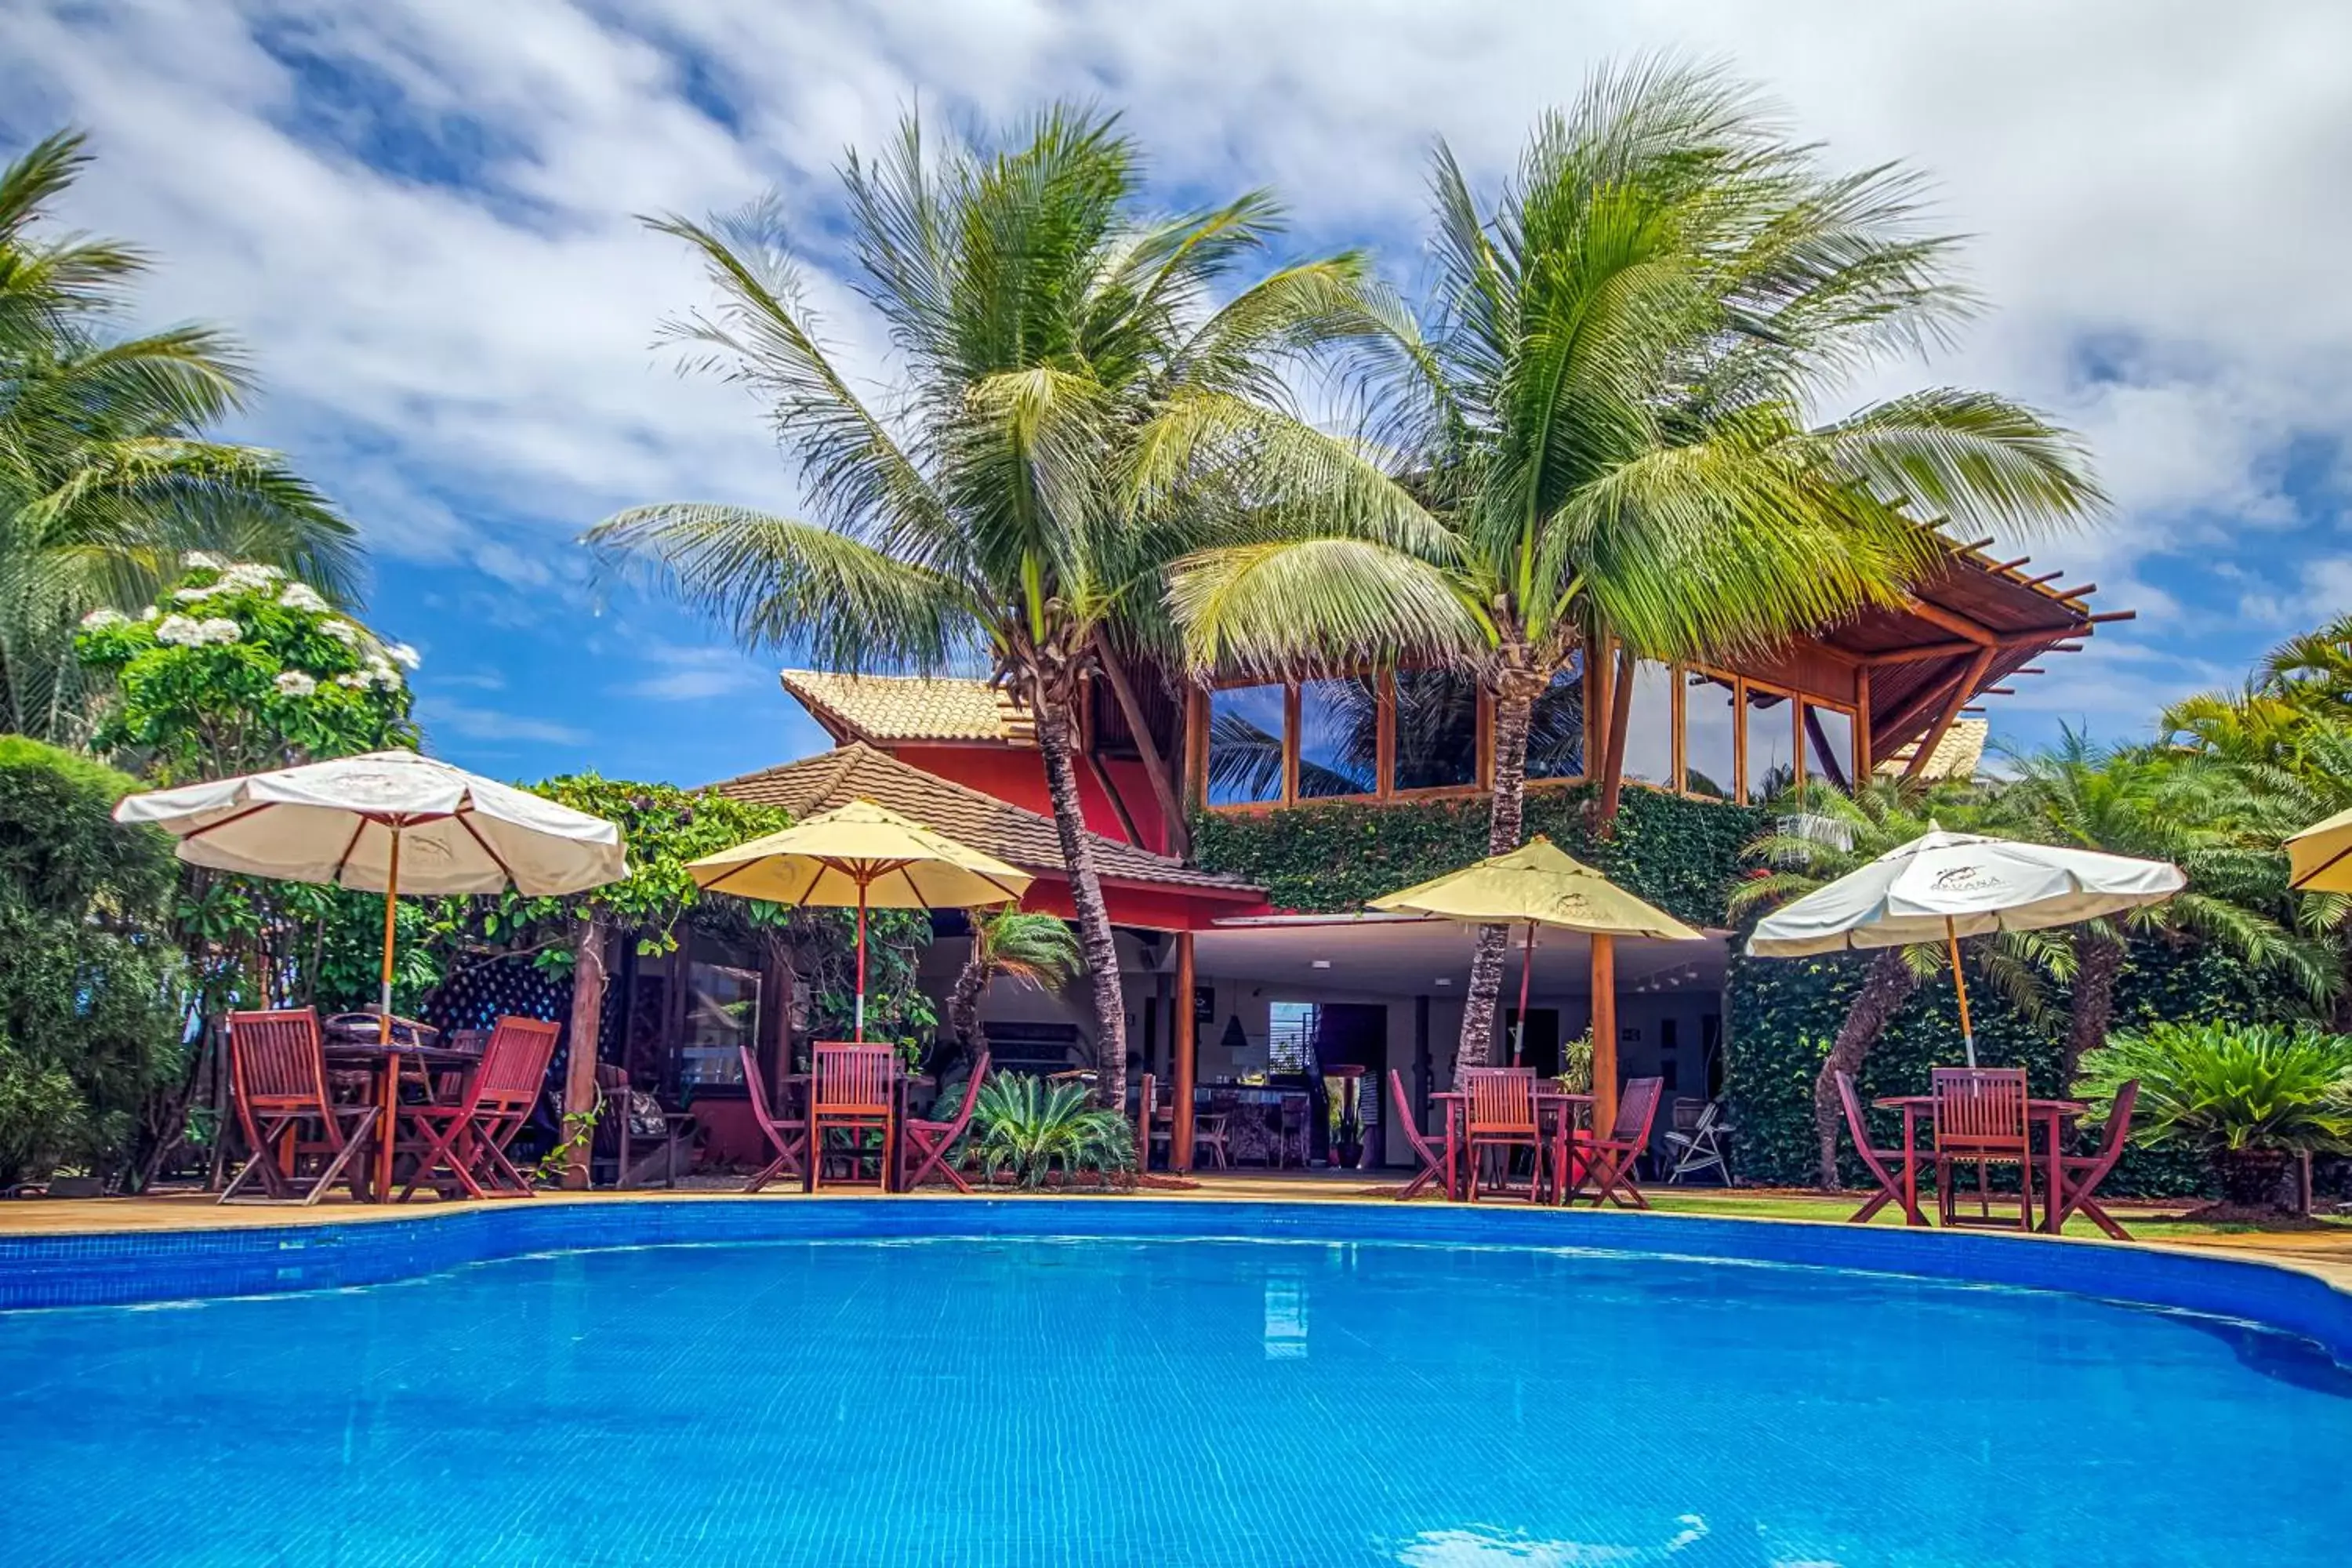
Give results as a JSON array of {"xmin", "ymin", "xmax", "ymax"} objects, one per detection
[
  {"xmin": 585, "ymin": 106, "xmax": 1421, "ymax": 1109},
  {"xmin": 1170, "ymin": 61, "xmax": 2105, "ymax": 1069}
]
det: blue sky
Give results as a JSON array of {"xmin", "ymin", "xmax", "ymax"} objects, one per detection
[{"xmin": 7, "ymin": 2, "xmax": 2351, "ymax": 786}]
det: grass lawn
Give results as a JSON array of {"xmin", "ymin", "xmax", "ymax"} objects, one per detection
[{"xmin": 1642, "ymin": 1187, "xmax": 2352, "ymax": 1240}]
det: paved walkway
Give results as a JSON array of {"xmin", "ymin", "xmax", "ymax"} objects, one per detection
[{"xmin": 4, "ymin": 1177, "xmax": 2347, "ymax": 1293}]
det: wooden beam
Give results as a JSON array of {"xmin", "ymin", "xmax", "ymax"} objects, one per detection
[
  {"xmin": 2089, "ymin": 611, "xmax": 2138, "ymax": 626},
  {"xmin": 2049, "ymin": 641, "xmax": 2084, "ymax": 653},
  {"xmin": 1904, "ymin": 648, "xmax": 1998, "ymax": 782},
  {"xmin": 2022, "ymin": 570, "xmax": 2065, "ymax": 587},
  {"xmin": 1855, "ymin": 666, "xmax": 1874, "ymax": 775},
  {"xmin": 1173, "ymin": 932, "xmax": 1196, "ymax": 1174},
  {"xmin": 1861, "ymin": 638, "xmax": 1983, "ymax": 666},
  {"xmin": 1955, "ymin": 535, "xmax": 1997, "ymax": 552},
  {"xmin": 1590, "ymin": 935, "xmax": 1617, "ymax": 1141},
  {"xmin": 1876, "ymin": 659, "xmax": 1978, "ymax": 751},
  {"xmin": 2051, "ymin": 583, "xmax": 2096, "ymax": 601},
  {"xmin": 1901, "ymin": 594, "xmax": 1997, "ymax": 646},
  {"xmin": 1982, "ymin": 687, "xmax": 2016, "ymax": 696},
  {"xmin": 1091, "ymin": 631, "xmax": 1189, "ymax": 859},
  {"xmin": 1991, "ymin": 556, "xmax": 2032, "ymax": 572}
]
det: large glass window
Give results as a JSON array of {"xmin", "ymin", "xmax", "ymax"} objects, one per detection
[
  {"xmin": 1743, "ymin": 687, "xmax": 1796, "ymax": 804},
  {"xmin": 1620, "ymin": 660, "xmax": 1675, "ymax": 787},
  {"xmin": 1392, "ymin": 669, "xmax": 1481, "ymax": 791},
  {"xmin": 681, "ymin": 960, "xmax": 759, "ymax": 1091},
  {"xmin": 1206, "ymin": 683, "xmax": 1286, "ymax": 805},
  {"xmin": 1802, "ymin": 703, "xmax": 1856, "ymax": 792},
  {"xmin": 1295, "ymin": 677, "xmax": 1378, "ymax": 799},
  {"xmin": 1682, "ymin": 671, "xmax": 1737, "ymax": 800},
  {"xmin": 1526, "ymin": 652, "xmax": 1586, "ymax": 782}
]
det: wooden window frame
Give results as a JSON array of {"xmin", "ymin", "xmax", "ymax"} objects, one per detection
[
  {"xmin": 1738, "ymin": 675, "xmax": 1802, "ymax": 806},
  {"xmin": 1678, "ymin": 664, "xmax": 1742, "ymax": 804},
  {"xmin": 1522, "ymin": 650, "xmax": 1595, "ymax": 793},
  {"xmin": 1388, "ymin": 666, "xmax": 1489, "ymax": 801},
  {"xmin": 1797, "ymin": 697, "xmax": 1862, "ymax": 792}
]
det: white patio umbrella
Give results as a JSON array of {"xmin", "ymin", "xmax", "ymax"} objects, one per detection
[
  {"xmin": 1745, "ymin": 826, "xmax": 2183, "ymax": 1065},
  {"xmin": 114, "ymin": 750, "xmax": 627, "ymax": 1039}
]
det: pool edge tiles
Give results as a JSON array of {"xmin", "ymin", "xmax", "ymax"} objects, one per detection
[{"xmin": 3, "ymin": 1196, "xmax": 2349, "ymax": 1363}]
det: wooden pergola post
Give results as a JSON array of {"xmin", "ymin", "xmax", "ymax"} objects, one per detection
[
  {"xmin": 1589, "ymin": 934, "xmax": 1617, "ymax": 1138},
  {"xmin": 1173, "ymin": 931, "xmax": 1197, "ymax": 1172}
]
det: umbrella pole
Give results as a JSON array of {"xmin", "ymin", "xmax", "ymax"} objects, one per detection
[
  {"xmin": 853, "ymin": 877, "xmax": 869, "ymax": 1042},
  {"xmin": 379, "ymin": 826, "xmax": 400, "ymax": 1046},
  {"xmin": 1512, "ymin": 923, "xmax": 1535, "ymax": 1065},
  {"xmin": 1945, "ymin": 916, "xmax": 1976, "ymax": 1068}
]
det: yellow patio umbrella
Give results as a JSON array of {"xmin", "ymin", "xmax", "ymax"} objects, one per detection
[
  {"xmin": 686, "ymin": 798, "xmax": 1031, "ymax": 1039},
  {"xmin": 1370, "ymin": 836, "xmax": 1704, "ymax": 1065},
  {"xmin": 2286, "ymin": 804, "xmax": 2352, "ymax": 892}
]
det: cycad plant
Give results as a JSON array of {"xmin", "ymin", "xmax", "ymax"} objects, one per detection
[
  {"xmin": 1994, "ymin": 731, "xmax": 2337, "ymax": 1080},
  {"xmin": 1731, "ymin": 777, "xmax": 2072, "ymax": 1186},
  {"xmin": 1171, "ymin": 60, "xmax": 2102, "ymax": 1069},
  {"xmin": 947, "ymin": 908, "xmax": 1083, "ymax": 1059},
  {"xmin": 587, "ymin": 107, "xmax": 1410, "ymax": 1109},
  {"xmin": 969, "ymin": 1073, "xmax": 1136, "ymax": 1189},
  {"xmin": 0, "ymin": 130, "xmax": 356, "ymax": 744},
  {"xmin": 2076, "ymin": 1020, "xmax": 2352, "ymax": 1210}
]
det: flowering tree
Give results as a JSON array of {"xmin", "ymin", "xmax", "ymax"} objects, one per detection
[{"xmin": 74, "ymin": 553, "xmax": 417, "ymax": 784}]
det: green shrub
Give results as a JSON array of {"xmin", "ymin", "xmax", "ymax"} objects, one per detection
[
  {"xmin": 2076, "ymin": 1019, "xmax": 2352, "ymax": 1208},
  {"xmin": 0, "ymin": 737, "xmax": 183, "ymax": 1186},
  {"xmin": 969, "ymin": 1073, "xmax": 1134, "ymax": 1189}
]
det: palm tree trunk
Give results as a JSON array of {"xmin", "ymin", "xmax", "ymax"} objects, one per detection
[
  {"xmin": 2063, "ymin": 932, "xmax": 2124, "ymax": 1087},
  {"xmin": 1811, "ymin": 947, "xmax": 1918, "ymax": 1189},
  {"xmin": 949, "ymin": 944, "xmax": 991, "ymax": 1062},
  {"xmin": 1035, "ymin": 702, "xmax": 1129, "ymax": 1112},
  {"xmin": 1595, "ymin": 643, "xmax": 1636, "ymax": 829},
  {"xmin": 1458, "ymin": 686, "xmax": 1535, "ymax": 1073}
]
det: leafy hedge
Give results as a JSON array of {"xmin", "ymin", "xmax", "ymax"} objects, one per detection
[
  {"xmin": 1190, "ymin": 783, "xmax": 1763, "ymax": 927},
  {"xmin": 0, "ymin": 738, "xmax": 184, "ymax": 1186}
]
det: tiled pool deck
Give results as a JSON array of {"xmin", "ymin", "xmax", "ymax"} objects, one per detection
[{"xmin": 4, "ymin": 1179, "xmax": 2350, "ymax": 1365}]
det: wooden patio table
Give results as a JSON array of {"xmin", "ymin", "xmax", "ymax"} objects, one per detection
[
  {"xmin": 322, "ymin": 1039, "xmax": 481, "ymax": 1203},
  {"xmin": 1433, "ymin": 1088, "xmax": 1592, "ymax": 1202},
  {"xmin": 1873, "ymin": 1094, "xmax": 2088, "ymax": 1232}
]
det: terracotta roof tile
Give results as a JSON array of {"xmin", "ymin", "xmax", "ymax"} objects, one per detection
[
  {"xmin": 707, "ymin": 742, "xmax": 1259, "ymax": 897},
  {"xmin": 1875, "ymin": 717, "xmax": 1988, "ymax": 782},
  {"xmin": 779, "ymin": 670, "xmax": 1034, "ymax": 746}
]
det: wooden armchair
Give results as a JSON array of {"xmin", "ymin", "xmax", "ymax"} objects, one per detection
[
  {"xmin": 221, "ymin": 1008, "xmax": 379, "ymax": 1206},
  {"xmin": 397, "ymin": 1015, "xmax": 560, "ymax": 1200},
  {"xmin": 590, "ymin": 1065, "xmax": 701, "ymax": 1189}
]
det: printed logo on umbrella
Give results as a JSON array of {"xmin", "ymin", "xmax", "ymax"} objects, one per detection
[{"xmin": 1931, "ymin": 864, "xmax": 1999, "ymax": 893}]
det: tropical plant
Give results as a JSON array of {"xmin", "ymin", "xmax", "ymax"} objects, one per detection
[
  {"xmin": 2075, "ymin": 1020, "xmax": 2352, "ymax": 1210},
  {"xmin": 1992, "ymin": 731, "xmax": 2336, "ymax": 1080},
  {"xmin": 968, "ymin": 1072, "xmax": 1136, "ymax": 1189},
  {"xmin": 1730, "ymin": 777, "xmax": 2072, "ymax": 1186},
  {"xmin": 586, "ymin": 106, "xmax": 1411, "ymax": 1109},
  {"xmin": 0, "ymin": 735, "xmax": 183, "ymax": 1189},
  {"xmin": 947, "ymin": 909, "xmax": 1083, "ymax": 1059},
  {"xmin": 0, "ymin": 130, "xmax": 358, "ymax": 745},
  {"xmin": 1170, "ymin": 60, "xmax": 2103, "ymax": 1070}
]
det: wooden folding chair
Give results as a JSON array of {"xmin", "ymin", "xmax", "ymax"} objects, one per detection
[
  {"xmin": 901, "ymin": 1052, "xmax": 989, "ymax": 1192},
  {"xmin": 739, "ymin": 1044, "xmax": 807, "ymax": 1194},
  {"xmin": 1932, "ymin": 1066, "xmax": 2032, "ymax": 1229},
  {"xmin": 1835, "ymin": 1071, "xmax": 1925, "ymax": 1225},
  {"xmin": 221, "ymin": 1008, "xmax": 379, "ymax": 1206},
  {"xmin": 1565, "ymin": 1076, "xmax": 1663, "ymax": 1208},
  {"xmin": 1387, "ymin": 1068, "xmax": 1454, "ymax": 1200},
  {"xmin": 810, "ymin": 1042, "xmax": 897, "ymax": 1191},
  {"xmin": 2049, "ymin": 1080, "xmax": 2139, "ymax": 1239},
  {"xmin": 397, "ymin": 1015, "xmax": 561, "ymax": 1200},
  {"xmin": 1461, "ymin": 1068, "xmax": 1544, "ymax": 1203}
]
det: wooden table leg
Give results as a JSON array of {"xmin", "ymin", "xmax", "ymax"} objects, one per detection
[
  {"xmin": 1901, "ymin": 1105, "xmax": 1922, "ymax": 1225},
  {"xmin": 2042, "ymin": 1106, "xmax": 2064, "ymax": 1233},
  {"xmin": 374, "ymin": 1057, "xmax": 398, "ymax": 1203}
]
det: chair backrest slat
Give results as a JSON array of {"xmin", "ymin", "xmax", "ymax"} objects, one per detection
[
  {"xmin": 937, "ymin": 1052, "xmax": 990, "ymax": 1137},
  {"xmin": 1932, "ymin": 1066, "xmax": 2029, "ymax": 1152},
  {"xmin": 2098, "ymin": 1079, "xmax": 2140, "ymax": 1161},
  {"xmin": 739, "ymin": 1044, "xmax": 786, "ymax": 1134},
  {"xmin": 814, "ymin": 1043, "xmax": 895, "ymax": 1116},
  {"xmin": 473, "ymin": 1016, "xmax": 561, "ymax": 1109},
  {"xmin": 228, "ymin": 1008, "xmax": 329, "ymax": 1112},
  {"xmin": 1461, "ymin": 1067, "xmax": 1536, "ymax": 1133},
  {"xmin": 1613, "ymin": 1076, "xmax": 1665, "ymax": 1145},
  {"xmin": 1388, "ymin": 1068, "xmax": 1439, "ymax": 1156}
]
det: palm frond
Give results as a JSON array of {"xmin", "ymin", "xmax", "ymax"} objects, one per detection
[{"xmin": 1167, "ymin": 538, "xmax": 1489, "ymax": 678}]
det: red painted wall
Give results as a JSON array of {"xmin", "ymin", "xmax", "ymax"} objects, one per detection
[{"xmin": 889, "ymin": 743, "xmax": 1170, "ymax": 855}]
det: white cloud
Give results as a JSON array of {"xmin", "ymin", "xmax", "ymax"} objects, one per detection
[
  {"xmin": 422, "ymin": 699, "xmax": 587, "ymax": 746},
  {"xmin": 8, "ymin": 0, "xmax": 2350, "ymax": 763},
  {"xmin": 612, "ymin": 642, "xmax": 768, "ymax": 701}
]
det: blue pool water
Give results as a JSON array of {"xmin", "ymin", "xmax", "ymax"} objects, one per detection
[{"xmin": 3, "ymin": 1232, "xmax": 2349, "ymax": 1566}]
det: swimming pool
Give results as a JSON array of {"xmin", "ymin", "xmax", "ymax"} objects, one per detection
[{"xmin": 3, "ymin": 1201, "xmax": 2348, "ymax": 1566}]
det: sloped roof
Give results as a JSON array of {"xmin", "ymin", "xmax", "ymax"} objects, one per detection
[
  {"xmin": 779, "ymin": 670, "xmax": 1034, "ymax": 746},
  {"xmin": 1875, "ymin": 717, "xmax": 1989, "ymax": 782},
  {"xmin": 708, "ymin": 742, "xmax": 1259, "ymax": 897}
]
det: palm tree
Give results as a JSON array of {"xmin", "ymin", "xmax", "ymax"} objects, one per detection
[
  {"xmin": 1993, "ymin": 731, "xmax": 2338, "ymax": 1081},
  {"xmin": 1730, "ymin": 778, "xmax": 2070, "ymax": 1187},
  {"xmin": 1171, "ymin": 61, "xmax": 2104, "ymax": 1069},
  {"xmin": 947, "ymin": 909, "xmax": 1083, "ymax": 1060},
  {"xmin": 0, "ymin": 130, "xmax": 358, "ymax": 743},
  {"xmin": 585, "ymin": 107, "xmax": 1412, "ymax": 1109}
]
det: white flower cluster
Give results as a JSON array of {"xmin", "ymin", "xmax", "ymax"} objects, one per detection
[
  {"xmin": 174, "ymin": 562, "xmax": 285, "ymax": 602},
  {"xmin": 318, "ymin": 620, "xmax": 358, "ymax": 645},
  {"xmin": 274, "ymin": 670, "xmax": 318, "ymax": 697},
  {"xmin": 181, "ymin": 552, "xmax": 226, "ymax": 572},
  {"xmin": 278, "ymin": 583, "xmax": 330, "ymax": 614},
  {"xmin": 154, "ymin": 615, "xmax": 245, "ymax": 647},
  {"xmin": 78, "ymin": 608, "xmax": 129, "ymax": 630}
]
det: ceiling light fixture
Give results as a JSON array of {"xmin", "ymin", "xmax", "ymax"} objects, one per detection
[{"xmin": 1311, "ymin": 960, "xmax": 1332, "ymax": 969}]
